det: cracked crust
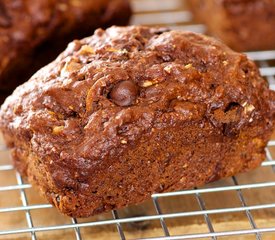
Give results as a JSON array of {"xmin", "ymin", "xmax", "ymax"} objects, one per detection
[{"xmin": 0, "ymin": 26, "xmax": 274, "ymax": 217}]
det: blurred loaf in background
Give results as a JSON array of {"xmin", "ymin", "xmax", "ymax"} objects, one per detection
[
  {"xmin": 188, "ymin": 0, "xmax": 275, "ymax": 51},
  {"xmin": 0, "ymin": 0, "xmax": 131, "ymax": 100}
]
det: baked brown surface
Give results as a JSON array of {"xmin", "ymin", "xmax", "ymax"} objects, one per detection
[
  {"xmin": 0, "ymin": 26, "xmax": 274, "ymax": 217},
  {"xmin": 188, "ymin": 0, "xmax": 275, "ymax": 51},
  {"xmin": 0, "ymin": 0, "xmax": 131, "ymax": 92}
]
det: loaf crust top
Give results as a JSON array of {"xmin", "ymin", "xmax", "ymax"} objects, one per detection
[{"xmin": 0, "ymin": 26, "xmax": 274, "ymax": 168}]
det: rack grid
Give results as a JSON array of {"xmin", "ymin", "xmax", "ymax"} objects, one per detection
[{"xmin": 1, "ymin": 0, "xmax": 275, "ymax": 239}]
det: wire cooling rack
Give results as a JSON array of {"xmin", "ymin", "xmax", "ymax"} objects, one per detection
[{"xmin": 1, "ymin": 0, "xmax": 275, "ymax": 239}]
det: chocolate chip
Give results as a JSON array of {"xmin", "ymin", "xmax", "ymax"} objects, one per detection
[
  {"xmin": 0, "ymin": 2, "xmax": 11, "ymax": 28},
  {"xmin": 109, "ymin": 81, "xmax": 138, "ymax": 107},
  {"xmin": 152, "ymin": 27, "xmax": 170, "ymax": 35}
]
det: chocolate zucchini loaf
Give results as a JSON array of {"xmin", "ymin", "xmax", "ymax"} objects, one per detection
[
  {"xmin": 188, "ymin": 0, "xmax": 275, "ymax": 51},
  {"xmin": 0, "ymin": 0, "xmax": 131, "ymax": 92},
  {"xmin": 0, "ymin": 26, "xmax": 274, "ymax": 217}
]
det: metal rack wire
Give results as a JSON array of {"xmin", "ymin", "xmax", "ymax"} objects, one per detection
[{"xmin": 1, "ymin": 0, "xmax": 275, "ymax": 239}]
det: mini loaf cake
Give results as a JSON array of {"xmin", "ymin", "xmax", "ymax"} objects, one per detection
[
  {"xmin": 0, "ymin": 26, "xmax": 274, "ymax": 217},
  {"xmin": 188, "ymin": 0, "xmax": 275, "ymax": 51},
  {"xmin": 0, "ymin": 0, "xmax": 131, "ymax": 92}
]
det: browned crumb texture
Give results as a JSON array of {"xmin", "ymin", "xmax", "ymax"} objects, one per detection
[
  {"xmin": 188, "ymin": 0, "xmax": 275, "ymax": 51},
  {"xmin": 0, "ymin": 0, "xmax": 131, "ymax": 92},
  {"xmin": 0, "ymin": 26, "xmax": 274, "ymax": 217}
]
